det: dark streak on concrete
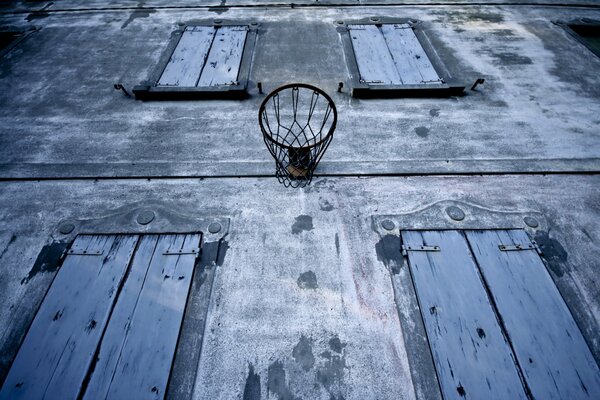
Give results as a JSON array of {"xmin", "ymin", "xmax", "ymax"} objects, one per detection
[
  {"xmin": 208, "ymin": 0, "xmax": 229, "ymax": 15},
  {"xmin": 292, "ymin": 215, "xmax": 313, "ymax": 235},
  {"xmin": 216, "ymin": 239, "xmax": 229, "ymax": 267},
  {"xmin": 535, "ymin": 231, "xmax": 569, "ymax": 277},
  {"xmin": 297, "ymin": 270, "xmax": 318, "ymax": 289},
  {"xmin": 121, "ymin": 1, "xmax": 156, "ymax": 29},
  {"xmin": 0, "ymin": 234, "xmax": 17, "ymax": 262},
  {"xmin": 316, "ymin": 337, "xmax": 346, "ymax": 393},
  {"xmin": 21, "ymin": 242, "xmax": 68, "ymax": 285},
  {"xmin": 375, "ymin": 235, "xmax": 402, "ymax": 274},
  {"xmin": 415, "ymin": 126, "xmax": 430, "ymax": 138},
  {"xmin": 292, "ymin": 335, "xmax": 315, "ymax": 371},
  {"xmin": 335, "ymin": 233, "xmax": 340, "ymax": 257},
  {"xmin": 267, "ymin": 361, "xmax": 298, "ymax": 400},
  {"xmin": 243, "ymin": 363, "xmax": 261, "ymax": 400}
]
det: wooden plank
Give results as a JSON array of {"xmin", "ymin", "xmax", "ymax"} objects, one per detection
[
  {"xmin": 158, "ymin": 26, "xmax": 215, "ymax": 87},
  {"xmin": 83, "ymin": 234, "xmax": 200, "ymax": 399},
  {"xmin": 381, "ymin": 24, "xmax": 441, "ymax": 84},
  {"xmin": 81, "ymin": 235, "xmax": 159, "ymax": 399},
  {"xmin": 402, "ymin": 230, "xmax": 527, "ymax": 400},
  {"xmin": 348, "ymin": 25, "xmax": 401, "ymax": 85},
  {"xmin": 0, "ymin": 235, "xmax": 139, "ymax": 400},
  {"xmin": 197, "ymin": 26, "xmax": 247, "ymax": 87},
  {"xmin": 466, "ymin": 230, "xmax": 600, "ymax": 399}
]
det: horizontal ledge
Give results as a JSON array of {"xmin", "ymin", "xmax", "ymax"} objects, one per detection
[
  {"xmin": 132, "ymin": 85, "xmax": 248, "ymax": 101},
  {"xmin": 352, "ymin": 84, "xmax": 465, "ymax": 98},
  {"xmin": 0, "ymin": 158, "xmax": 599, "ymax": 180}
]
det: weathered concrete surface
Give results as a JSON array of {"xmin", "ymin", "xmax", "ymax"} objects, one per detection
[
  {"xmin": 1, "ymin": 0, "xmax": 600, "ymax": 398},
  {"xmin": 1, "ymin": 5, "xmax": 600, "ymax": 178},
  {"xmin": 0, "ymin": 175, "xmax": 599, "ymax": 398}
]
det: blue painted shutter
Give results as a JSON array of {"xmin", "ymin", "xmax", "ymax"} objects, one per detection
[
  {"xmin": 348, "ymin": 24, "xmax": 442, "ymax": 85},
  {"xmin": 158, "ymin": 26, "xmax": 248, "ymax": 88}
]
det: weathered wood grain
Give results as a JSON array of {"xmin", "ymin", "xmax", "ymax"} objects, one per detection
[
  {"xmin": 0, "ymin": 235, "xmax": 139, "ymax": 400},
  {"xmin": 402, "ymin": 230, "xmax": 527, "ymax": 400},
  {"xmin": 381, "ymin": 24, "xmax": 441, "ymax": 85},
  {"xmin": 84, "ymin": 234, "xmax": 200, "ymax": 399},
  {"xmin": 158, "ymin": 26, "xmax": 215, "ymax": 87},
  {"xmin": 348, "ymin": 25, "xmax": 401, "ymax": 85},
  {"xmin": 467, "ymin": 230, "xmax": 600, "ymax": 399},
  {"xmin": 197, "ymin": 26, "xmax": 247, "ymax": 87}
]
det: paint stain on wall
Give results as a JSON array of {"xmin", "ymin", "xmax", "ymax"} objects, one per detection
[
  {"xmin": 292, "ymin": 215, "xmax": 313, "ymax": 234},
  {"xmin": 297, "ymin": 271, "xmax": 318, "ymax": 289},
  {"xmin": 292, "ymin": 335, "xmax": 315, "ymax": 371},
  {"xmin": 243, "ymin": 363, "xmax": 261, "ymax": 400}
]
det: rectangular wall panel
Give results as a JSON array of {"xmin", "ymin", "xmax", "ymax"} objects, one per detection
[
  {"xmin": 402, "ymin": 230, "xmax": 527, "ymax": 400},
  {"xmin": 158, "ymin": 26, "xmax": 215, "ymax": 87},
  {"xmin": 0, "ymin": 235, "xmax": 139, "ymax": 400},
  {"xmin": 348, "ymin": 25, "xmax": 401, "ymax": 85},
  {"xmin": 466, "ymin": 230, "xmax": 600, "ymax": 399},
  {"xmin": 83, "ymin": 234, "xmax": 201, "ymax": 399},
  {"xmin": 197, "ymin": 26, "xmax": 248, "ymax": 87}
]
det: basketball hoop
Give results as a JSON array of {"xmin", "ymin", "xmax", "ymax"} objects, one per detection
[{"xmin": 258, "ymin": 83, "xmax": 337, "ymax": 188}]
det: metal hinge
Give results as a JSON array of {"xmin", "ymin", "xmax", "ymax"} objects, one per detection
[
  {"xmin": 402, "ymin": 244, "xmax": 440, "ymax": 256},
  {"xmin": 67, "ymin": 248, "xmax": 104, "ymax": 256},
  {"xmin": 163, "ymin": 248, "xmax": 200, "ymax": 257},
  {"xmin": 499, "ymin": 241, "xmax": 541, "ymax": 255}
]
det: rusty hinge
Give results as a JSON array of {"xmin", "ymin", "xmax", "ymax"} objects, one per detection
[
  {"xmin": 67, "ymin": 248, "xmax": 104, "ymax": 256},
  {"xmin": 402, "ymin": 244, "xmax": 440, "ymax": 256},
  {"xmin": 163, "ymin": 247, "xmax": 200, "ymax": 257},
  {"xmin": 499, "ymin": 241, "xmax": 541, "ymax": 255}
]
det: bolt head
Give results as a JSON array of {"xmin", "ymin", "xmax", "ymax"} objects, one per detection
[
  {"xmin": 446, "ymin": 206, "xmax": 465, "ymax": 221},
  {"xmin": 208, "ymin": 222, "xmax": 222, "ymax": 234},
  {"xmin": 381, "ymin": 219, "xmax": 395, "ymax": 231},
  {"xmin": 58, "ymin": 222, "xmax": 75, "ymax": 235},
  {"xmin": 524, "ymin": 216, "xmax": 539, "ymax": 228},
  {"xmin": 136, "ymin": 210, "xmax": 155, "ymax": 225}
]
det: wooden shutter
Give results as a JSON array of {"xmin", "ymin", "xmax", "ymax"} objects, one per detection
[
  {"xmin": 0, "ymin": 235, "xmax": 139, "ymax": 400},
  {"xmin": 466, "ymin": 230, "xmax": 600, "ymax": 399},
  {"xmin": 348, "ymin": 24, "xmax": 442, "ymax": 86},
  {"xmin": 402, "ymin": 229, "xmax": 600, "ymax": 399},
  {"xmin": 402, "ymin": 230, "xmax": 528, "ymax": 400},
  {"xmin": 158, "ymin": 25, "xmax": 248, "ymax": 88},
  {"xmin": 0, "ymin": 233, "xmax": 202, "ymax": 400}
]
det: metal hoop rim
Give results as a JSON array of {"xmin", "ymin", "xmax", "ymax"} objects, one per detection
[{"xmin": 258, "ymin": 82, "xmax": 338, "ymax": 150}]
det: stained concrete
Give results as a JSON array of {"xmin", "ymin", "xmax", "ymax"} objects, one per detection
[{"xmin": 0, "ymin": 0, "xmax": 599, "ymax": 398}]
